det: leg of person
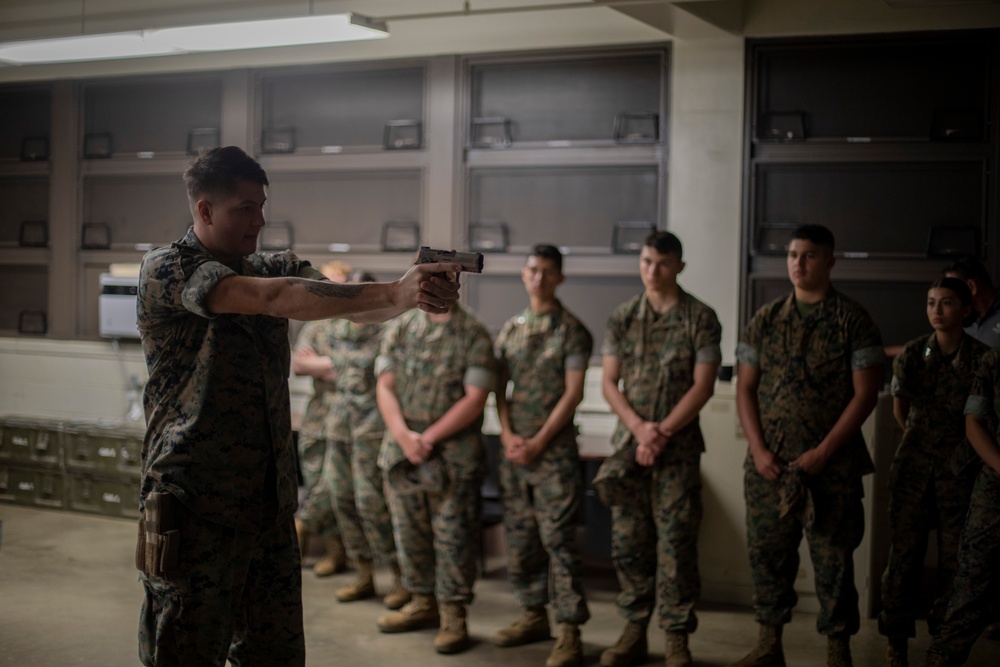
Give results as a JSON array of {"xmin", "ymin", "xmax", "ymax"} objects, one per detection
[
  {"xmin": 354, "ymin": 431, "xmax": 410, "ymax": 609},
  {"xmin": 493, "ymin": 457, "xmax": 553, "ymax": 648},
  {"xmin": 138, "ymin": 497, "xmax": 249, "ymax": 667},
  {"xmin": 727, "ymin": 468, "xmax": 802, "ymax": 667},
  {"xmin": 926, "ymin": 468, "xmax": 1000, "ymax": 666},
  {"xmin": 303, "ymin": 438, "xmax": 345, "ymax": 576},
  {"xmin": 806, "ymin": 471, "xmax": 865, "ymax": 667},
  {"xmin": 294, "ymin": 432, "xmax": 325, "ymax": 556},
  {"xmin": 535, "ymin": 450, "xmax": 589, "ymax": 667},
  {"xmin": 329, "ymin": 435, "xmax": 376, "ymax": 602},
  {"xmin": 430, "ymin": 471, "xmax": 483, "ymax": 655},
  {"xmin": 227, "ymin": 513, "xmax": 305, "ymax": 667},
  {"xmin": 928, "ymin": 469, "xmax": 976, "ymax": 638},
  {"xmin": 879, "ymin": 468, "xmax": 934, "ymax": 666},
  {"xmin": 378, "ymin": 482, "xmax": 439, "ymax": 633},
  {"xmin": 654, "ymin": 457, "xmax": 703, "ymax": 667},
  {"xmin": 600, "ymin": 477, "xmax": 656, "ymax": 667}
]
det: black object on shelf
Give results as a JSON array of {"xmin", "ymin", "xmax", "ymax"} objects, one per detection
[
  {"xmin": 383, "ymin": 119, "xmax": 422, "ymax": 150},
  {"xmin": 755, "ymin": 222, "xmax": 799, "ymax": 255},
  {"xmin": 758, "ymin": 112, "xmax": 806, "ymax": 142},
  {"xmin": 613, "ymin": 112, "xmax": 659, "ymax": 144},
  {"xmin": 930, "ymin": 110, "xmax": 983, "ymax": 142},
  {"xmin": 20, "ymin": 136, "xmax": 49, "ymax": 161},
  {"xmin": 187, "ymin": 128, "xmax": 220, "ymax": 156},
  {"xmin": 381, "ymin": 221, "xmax": 421, "ymax": 252},
  {"xmin": 18, "ymin": 220, "xmax": 48, "ymax": 247},
  {"xmin": 259, "ymin": 222, "xmax": 294, "ymax": 251},
  {"xmin": 470, "ymin": 117, "xmax": 512, "ymax": 149},
  {"xmin": 926, "ymin": 225, "xmax": 979, "ymax": 258},
  {"xmin": 81, "ymin": 222, "xmax": 112, "ymax": 249},
  {"xmin": 18, "ymin": 310, "xmax": 47, "ymax": 335},
  {"xmin": 612, "ymin": 221, "xmax": 656, "ymax": 254},
  {"xmin": 468, "ymin": 221, "xmax": 509, "ymax": 253},
  {"xmin": 261, "ymin": 128, "xmax": 296, "ymax": 154},
  {"xmin": 83, "ymin": 133, "xmax": 113, "ymax": 158}
]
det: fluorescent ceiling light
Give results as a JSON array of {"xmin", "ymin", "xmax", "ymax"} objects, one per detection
[{"xmin": 0, "ymin": 13, "xmax": 388, "ymax": 65}]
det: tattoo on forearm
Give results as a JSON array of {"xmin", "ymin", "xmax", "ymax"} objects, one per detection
[{"xmin": 296, "ymin": 279, "xmax": 364, "ymax": 299}]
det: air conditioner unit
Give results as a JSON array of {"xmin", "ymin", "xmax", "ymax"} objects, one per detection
[{"xmin": 98, "ymin": 273, "xmax": 140, "ymax": 339}]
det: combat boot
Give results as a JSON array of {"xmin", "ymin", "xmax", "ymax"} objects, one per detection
[
  {"xmin": 546, "ymin": 623, "xmax": 583, "ymax": 667},
  {"xmin": 336, "ymin": 558, "xmax": 375, "ymax": 602},
  {"xmin": 434, "ymin": 601, "xmax": 471, "ymax": 654},
  {"xmin": 665, "ymin": 631, "xmax": 692, "ymax": 667},
  {"xmin": 313, "ymin": 537, "xmax": 348, "ymax": 577},
  {"xmin": 727, "ymin": 624, "xmax": 785, "ymax": 667},
  {"xmin": 599, "ymin": 620, "xmax": 648, "ymax": 667},
  {"xmin": 493, "ymin": 605, "xmax": 551, "ymax": 647},
  {"xmin": 828, "ymin": 633, "xmax": 853, "ymax": 667},
  {"xmin": 883, "ymin": 635, "xmax": 907, "ymax": 667},
  {"xmin": 294, "ymin": 518, "xmax": 309, "ymax": 559},
  {"xmin": 377, "ymin": 593, "xmax": 439, "ymax": 633},
  {"xmin": 383, "ymin": 562, "xmax": 412, "ymax": 610}
]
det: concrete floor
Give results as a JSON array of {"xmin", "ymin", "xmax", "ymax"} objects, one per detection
[{"xmin": 1, "ymin": 504, "xmax": 999, "ymax": 667}]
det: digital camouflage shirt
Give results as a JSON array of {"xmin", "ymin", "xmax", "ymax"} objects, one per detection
[
  {"xmin": 964, "ymin": 348, "xmax": 1000, "ymax": 508},
  {"xmin": 892, "ymin": 332, "xmax": 989, "ymax": 479},
  {"xmin": 375, "ymin": 304, "xmax": 496, "ymax": 474},
  {"xmin": 601, "ymin": 289, "xmax": 722, "ymax": 462},
  {"xmin": 293, "ymin": 319, "xmax": 338, "ymax": 441},
  {"xmin": 323, "ymin": 318, "xmax": 385, "ymax": 442},
  {"xmin": 137, "ymin": 227, "xmax": 325, "ymax": 530},
  {"xmin": 495, "ymin": 300, "xmax": 593, "ymax": 442},
  {"xmin": 736, "ymin": 288, "xmax": 884, "ymax": 475}
]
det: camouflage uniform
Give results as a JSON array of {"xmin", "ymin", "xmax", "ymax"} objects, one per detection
[
  {"xmin": 926, "ymin": 349, "xmax": 1000, "ymax": 666},
  {"xmin": 293, "ymin": 319, "xmax": 340, "ymax": 540},
  {"xmin": 136, "ymin": 227, "xmax": 317, "ymax": 666},
  {"xmin": 735, "ymin": 289, "xmax": 884, "ymax": 637},
  {"xmin": 880, "ymin": 332, "xmax": 988, "ymax": 639},
  {"xmin": 376, "ymin": 305, "xmax": 496, "ymax": 603},
  {"xmin": 323, "ymin": 319, "xmax": 399, "ymax": 569},
  {"xmin": 595, "ymin": 289, "xmax": 722, "ymax": 633},
  {"xmin": 494, "ymin": 300, "xmax": 593, "ymax": 625}
]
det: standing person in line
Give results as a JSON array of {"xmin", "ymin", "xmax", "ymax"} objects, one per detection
[
  {"xmin": 290, "ymin": 259, "xmax": 352, "ymax": 577},
  {"xmin": 879, "ymin": 278, "xmax": 988, "ymax": 667},
  {"xmin": 594, "ymin": 230, "xmax": 722, "ymax": 667},
  {"xmin": 374, "ymin": 303, "xmax": 495, "ymax": 655},
  {"xmin": 923, "ymin": 338, "xmax": 1000, "ymax": 666},
  {"xmin": 492, "ymin": 244, "xmax": 594, "ymax": 667},
  {"xmin": 730, "ymin": 224, "xmax": 884, "ymax": 667},
  {"xmin": 135, "ymin": 146, "xmax": 462, "ymax": 667},
  {"xmin": 326, "ymin": 270, "xmax": 410, "ymax": 610},
  {"xmin": 943, "ymin": 256, "xmax": 1000, "ymax": 349}
]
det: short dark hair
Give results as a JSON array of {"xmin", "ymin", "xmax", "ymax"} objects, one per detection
[
  {"xmin": 529, "ymin": 244, "xmax": 563, "ymax": 272},
  {"xmin": 931, "ymin": 276, "xmax": 973, "ymax": 307},
  {"xmin": 183, "ymin": 146, "xmax": 268, "ymax": 201},
  {"xmin": 943, "ymin": 255, "xmax": 993, "ymax": 288},
  {"xmin": 644, "ymin": 230, "xmax": 683, "ymax": 258},
  {"xmin": 789, "ymin": 224, "xmax": 835, "ymax": 253}
]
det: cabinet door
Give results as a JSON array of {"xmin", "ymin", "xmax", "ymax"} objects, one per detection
[
  {"xmin": 0, "ymin": 178, "xmax": 49, "ymax": 245},
  {"xmin": 83, "ymin": 175, "xmax": 192, "ymax": 247},
  {"xmin": 0, "ymin": 265, "xmax": 48, "ymax": 334},
  {"xmin": 0, "ymin": 85, "xmax": 51, "ymax": 160}
]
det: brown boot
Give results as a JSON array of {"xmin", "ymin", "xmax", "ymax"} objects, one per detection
[
  {"xmin": 546, "ymin": 623, "xmax": 583, "ymax": 667},
  {"xmin": 493, "ymin": 606, "xmax": 551, "ymax": 647},
  {"xmin": 377, "ymin": 593, "xmax": 439, "ymax": 633},
  {"xmin": 294, "ymin": 518, "xmax": 309, "ymax": 559},
  {"xmin": 828, "ymin": 634, "xmax": 852, "ymax": 667},
  {"xmin": 884, "ymin": 635, "xmax": 907, "ymax": 667},
  {"xmin": 727, "ymin": 624, "xmax": 785, "ymax": 667},
  {"xmin": 313, "ymin": 537, "xmax": 347, "ymax": 577},
  {"xmin": 600, "ymin": 620, "xmax": 648, "ymax": 667},
  {"xmin": 383, "ymin": 563, "xmax": 412, "ymax": 610},
  {"xmin": 434, "ymin": 602, "xmax": 471, "ymax": 654},
  {"xmin": 665, "ymin": 631, "xmax": 692, "ymax": 667},
  {"xmin": 335, "ymin": 559, "xmax": 375, "ymax": 602}
]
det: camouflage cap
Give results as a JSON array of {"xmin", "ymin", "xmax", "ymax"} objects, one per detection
[
  {"xmin": 591, "ymin": 445, "xmax": 651, "ymax": 507},
  {"xmin": 386, "ymin": 456, "xmax": 449, "ymax": 496}
]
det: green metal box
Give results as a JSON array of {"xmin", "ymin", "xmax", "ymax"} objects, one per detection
[
  {"xmin": 66, "ymin": 472, "xmax": 140, "ymax": 519},
  {"xmin": 63, "ymin": 422, "xmax": 143, "ymax": 478},
  {"xmin": 0, "ymin": 465, "xmax": 66, "ymax": 509},
  {"xmin": 0, "ymin": 417, "xmax": 63, "ymax": 469}
]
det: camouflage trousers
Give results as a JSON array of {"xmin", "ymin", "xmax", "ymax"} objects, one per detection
[
  {"xmin": 744, "ymin": 464, "xmax": 865, "ymax": 635},
  {"xmin": 138, "ymin": 501, "xmax": 305, "ymax": 667},
  {"xmin": 609, "ymin": 455, "xmax": 702, "ymax": 633},
  {"xmin": 878, "ymin": 462, "xmax": 975, "ymax": 638},
  {"xmin": 296, "ymin": 433, "xmax": 339, "ymax": 538},
  {"xmin": 926, "ymin": 466, "xmax": 1000, "ymax": 665},
  {"xmin": 386, "ymin": 467, "xmax": 483, "ymax": 603},
  {"xmin": 498, "ymin": 446, "xmax": 590, "ymax": 624},
  {"xmin": 329, "ymin": 431, "xmax": 399, "ymax": 568}
]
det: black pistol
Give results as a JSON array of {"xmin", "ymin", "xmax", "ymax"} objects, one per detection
[{"xmin": 416, "ymin": 246, "xmax": 484, "ymax": 274}]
